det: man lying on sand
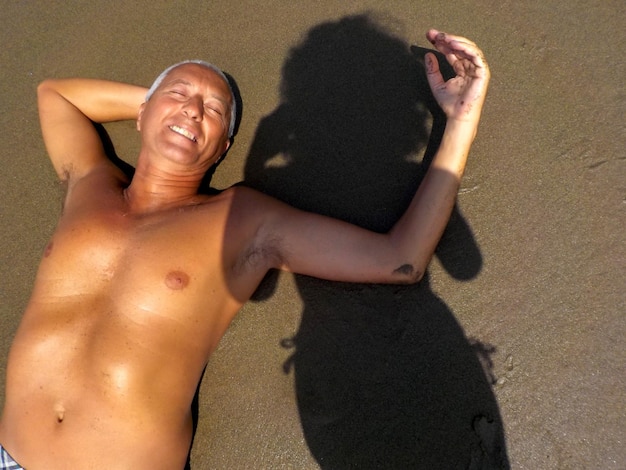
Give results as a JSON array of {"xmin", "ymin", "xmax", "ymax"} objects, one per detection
[{"xmin": 0, "ymin": 29, "xmax": 489, "ymax": 469}]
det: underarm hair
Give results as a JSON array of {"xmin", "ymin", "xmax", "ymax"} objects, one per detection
[
  {"xmin": 60, "ymin": 164, "xmax": 73, "ymax": 183},
  {"xmin": 235, "ymin": 235, "xmax": 284, "ymax": 274}
]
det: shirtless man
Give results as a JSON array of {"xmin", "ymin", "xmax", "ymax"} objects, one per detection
[{"xmin": 0, "ymin": 30, "xmax": 489, "ymax": 469}]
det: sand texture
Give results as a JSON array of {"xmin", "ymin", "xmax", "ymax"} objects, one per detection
[{"xmin": 0, "ymin": 1, "xmax": 624, "ymax": 468}]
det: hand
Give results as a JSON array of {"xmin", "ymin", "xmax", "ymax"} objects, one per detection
[{"xmin": 424, "ymin": 29, "xmax": 490, "ymax": 125}]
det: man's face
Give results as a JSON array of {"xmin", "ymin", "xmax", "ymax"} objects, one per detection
[{"xmin": 137, "ymin": 64, "xmax": 232, "ymax": 171}]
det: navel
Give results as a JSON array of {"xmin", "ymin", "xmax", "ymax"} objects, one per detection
[
  {"xmin": 165, "ymin": 270, "xmax": 190, "ymax": 290},
  {"xmin": 54, "ymin": 403, "xmax": 65, "ymax": 423}
]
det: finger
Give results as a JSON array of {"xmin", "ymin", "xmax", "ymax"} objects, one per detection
[
  {"xmin": 424, "ymin": 52, "xmax": 445, "ymax": 91},
  {"xmin": 438, "ymin": 41, "xmax": 488, "ymax": 77},
  {"xmin": 425, "ymin": 28, "xmax": 441, "ymax": 44},
  {"xmin": 427, "ymin": 29, "xmax": 478, "ymax": 49},
  {"xmin": 426, "ymin": 30, "xmax": 485, "ymax": 68},
  {"xmin": 448, "ymin": 39, "xmax": 487, "ymax": 70}
]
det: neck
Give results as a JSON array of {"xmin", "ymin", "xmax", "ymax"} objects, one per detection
[{"xmin": 124, "ymin": 160, "xmax": 206, "ymax": 213}]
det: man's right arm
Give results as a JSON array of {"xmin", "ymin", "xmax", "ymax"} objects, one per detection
[{"xmin": 37, "ymin": 79, "xmax": 146, "ymax": 181}]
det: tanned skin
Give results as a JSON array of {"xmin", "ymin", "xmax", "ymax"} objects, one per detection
[{"xmin": 0, "ymin": 30, "xmax": 489, "ymax": 469}]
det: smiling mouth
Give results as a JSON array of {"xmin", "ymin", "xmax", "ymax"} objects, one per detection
[{"xmin": 169, "ymin": 125, "xmax": 197, "ymax": 143}]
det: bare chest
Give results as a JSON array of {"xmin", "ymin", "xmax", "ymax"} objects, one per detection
[{"xmin": 36, "ymin": 204, "xmax": 233, "ymax": 312}]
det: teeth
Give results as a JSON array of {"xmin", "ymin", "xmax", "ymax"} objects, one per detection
[{"xmin": 169, "ymin": 125, "xmax": 197, "ymax": 142}]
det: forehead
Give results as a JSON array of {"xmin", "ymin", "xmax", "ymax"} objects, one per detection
[{"xmin": 162, "ymin": 64, "xmax": 231, "ymax": 101}]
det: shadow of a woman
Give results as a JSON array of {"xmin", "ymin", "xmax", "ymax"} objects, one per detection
[{"xmin": 243, "ymin": 14, "xmax": 509, "ymax": 469}]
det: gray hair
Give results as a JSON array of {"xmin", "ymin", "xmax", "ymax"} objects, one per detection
[{"xmin": 145, "ymin": 60, "xmax": 236, "ymax": 138}]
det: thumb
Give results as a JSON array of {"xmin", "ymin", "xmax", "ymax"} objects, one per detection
[{"xmin": 425, "ymin": 52, "xmax": 444, "ymax": 91}]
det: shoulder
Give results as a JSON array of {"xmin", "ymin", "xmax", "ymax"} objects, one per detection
[
  {"xmin": 217, "ymin": 184, "xmax": 293, "ymax": 219},
  {"xmin": 62, "ymin": 162, "xmax": 129, "ymax": 212},
  {"xmin": 222, "ymin": 183, "xmax": 275, "ymax": 203},
  {"xmin": 214, "ymin": 184, "xmax": 278, "ymax": 231}
]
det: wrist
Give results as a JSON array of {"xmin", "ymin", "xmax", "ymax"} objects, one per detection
[
  {"xmin": 444, "ymin": 117, "xmax": 480, "ymax": 140},
  {"xmin": 430, "ymin": 118, "xmax": 478, "ymax": 177}
]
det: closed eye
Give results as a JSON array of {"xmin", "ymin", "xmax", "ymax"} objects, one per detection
[{"xmin": 204, "ymin": 103, "xmax": 224, "ymax": 115}]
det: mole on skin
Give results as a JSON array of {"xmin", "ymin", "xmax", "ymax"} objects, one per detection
[
  {"xmin": 393, "ymin": 264, "xmax": 415, "ymax": 277},
  {"xmin": 165, "ymin": 270, "xmax": 190, "ymax": 290},
  {"xmin": 44, "ymin": 241, "xmax": 54, "ymax": 257}
]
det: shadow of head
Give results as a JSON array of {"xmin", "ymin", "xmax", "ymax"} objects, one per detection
[
  {"xmin": 281, "ymin": 14, "xmax": 431, "ymax": 167},
  {"xmin": 245, "ymin": 13, "xmax": 434, "ymax": 229},
  {"xmin": 246, "ymin": 13, "xmax": 481, "ymax": 300}
]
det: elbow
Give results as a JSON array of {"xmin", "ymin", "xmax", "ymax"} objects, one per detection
[
  {"xmin": 37, "ymin": 79, "xmax": 55, "ymax": 96},
  {"xmin": 37, "ymin": 79, "xmax": 67, "ymax": 101},
  {"xmin": 411, "ymin": 268, "xmax": 425, "ymax": 284},
  {"xmin": 37, "ymin": 79, "xmax": 59, "ymax": 107}
]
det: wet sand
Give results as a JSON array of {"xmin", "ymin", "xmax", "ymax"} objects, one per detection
[{"xmin": 0, "ymin": 1, "xmax": 624, "ymax": 468}]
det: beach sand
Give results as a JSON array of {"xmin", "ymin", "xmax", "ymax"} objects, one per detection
[{"xmin": 0, "ymin": 1, "xmax": 624, "ymax": 468}]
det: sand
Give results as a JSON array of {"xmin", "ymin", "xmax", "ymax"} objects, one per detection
[{"xmin": 0, "ymin": 1, "xmax": 624, "ymax": 468}]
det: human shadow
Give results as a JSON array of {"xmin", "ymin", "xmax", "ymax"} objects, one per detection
[{"xmin": 243, "ymin": 14, "xmax": 509, "ymax": 469}]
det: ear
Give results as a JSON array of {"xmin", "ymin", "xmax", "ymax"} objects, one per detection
[
  {"xmin": 222, "ymin": 138, "xmax": 231, "ymax": 154},
  {"xmin": 136, "ymin": 102, "xmax": 146, "ymax": 132}
]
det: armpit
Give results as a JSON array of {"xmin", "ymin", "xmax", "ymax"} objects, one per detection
[
  {"xmin": 234, "ymin": 235, "xmax": 284, "ymax": 275},
  {"xmin": 59, "ymin": 162, "xmax": 75, "ymax": 182}
]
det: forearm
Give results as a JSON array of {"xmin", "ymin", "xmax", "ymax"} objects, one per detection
[
  {"xmin": 387, "ymin": 118, "xmax": 478, "ymax": 282},
  {"xmin": 37, "ymin": 78, "xmax": 147, "ymax": 123},
  {"xmin": 382, "ymin": 29, "xmax": 490, "ymax": 283}
]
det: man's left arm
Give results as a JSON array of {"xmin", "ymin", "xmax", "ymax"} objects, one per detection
[{"xmin": 256, "ymin": 30, "xmax": 490, "ymax": 285}]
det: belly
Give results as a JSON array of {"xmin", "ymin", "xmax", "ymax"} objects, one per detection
[
  {"xmin": 0, "ymin": 215, "xmax": 245, "ymax": 466},
  {"xmin": 0, "ymin": 296, "xmax": 208, "ymax": 468}
]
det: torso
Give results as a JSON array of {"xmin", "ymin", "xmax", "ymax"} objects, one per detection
[{"xmin": 0, "ymin": 167, "xmax": 272, "ymax": 469}]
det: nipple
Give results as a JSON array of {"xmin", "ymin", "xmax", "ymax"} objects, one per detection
[{"xmin": 165, "ymin": 270, "xmax": 190, "ymax": 290}]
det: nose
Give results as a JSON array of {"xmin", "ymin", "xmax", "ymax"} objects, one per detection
[{"xmin": 182, "ymin": 96, "xmax": 203, "ymax": 121}]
